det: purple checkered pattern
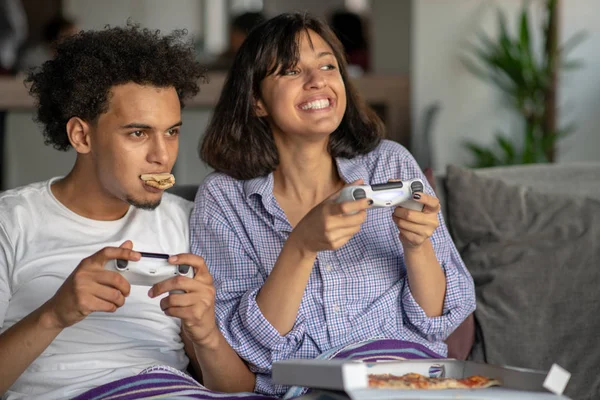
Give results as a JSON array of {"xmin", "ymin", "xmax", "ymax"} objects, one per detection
[{"xmin": 190, "ymin": 140, "xmax": 475, "ymax": 396}]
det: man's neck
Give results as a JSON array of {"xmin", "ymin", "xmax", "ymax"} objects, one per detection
[
  {"xmin": 273, "ymin": 139, "xmax": 343, "ymax": 207},
  {"xmin": 51, "ymin": 160, "xmax": 130, "ymax": 221}
]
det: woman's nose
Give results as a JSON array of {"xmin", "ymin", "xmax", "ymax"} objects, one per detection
[{"xmin": 304, "ymin": 69, "xmax": 327, "ymax": 90}]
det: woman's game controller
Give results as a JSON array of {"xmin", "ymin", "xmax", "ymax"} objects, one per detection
[
  {"xmin": 337, "ymin": 179, "xmax": 425, "ymax": 212},
  {"xmin": 105, "ymin": 252, "xmax": 194, "ymax": 294}
]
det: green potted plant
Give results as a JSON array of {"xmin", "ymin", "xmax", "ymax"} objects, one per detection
[{"xmin": 462, "ymin": 0, "xmax": 586, "ymax": 168}]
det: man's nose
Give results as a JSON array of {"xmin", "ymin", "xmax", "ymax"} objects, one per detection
[{"xmin": 147, "ymin": 136, "xmax": 170, "ymax": 165}]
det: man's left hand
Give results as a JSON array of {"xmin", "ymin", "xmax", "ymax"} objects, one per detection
[{"xmin": 148, "ymin": 254, "xmax": 219, "ymax": 347}]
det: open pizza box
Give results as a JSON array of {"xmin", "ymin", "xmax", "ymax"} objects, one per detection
[{"xmin": 273, "ymin": 358, "xmax": 572, "ymax": 399}]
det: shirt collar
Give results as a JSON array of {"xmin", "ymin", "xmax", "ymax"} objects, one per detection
[
  {"xmin": 335, "ymin": 155, "xmax": 370, "ymax": 184},
  {"xmin": 243, "ymin": 172, "xmax": 288, "ymax": 232},
  {"xmin": 242, "ymin": 154, "xmax": 370, "ymax": 204},
  {"xmin": 243, "ymin": 172, "xmax": 273, "ymax": 200}
]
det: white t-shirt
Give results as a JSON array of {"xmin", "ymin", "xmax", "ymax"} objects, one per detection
[{"xmin": 0, "ymin": 178, "xmax": 194, "ymax": 399}]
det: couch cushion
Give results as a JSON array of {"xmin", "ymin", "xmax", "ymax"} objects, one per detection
[{"xmin": 445, "ymin": 165, "xmax": 600, "ymax": 400}]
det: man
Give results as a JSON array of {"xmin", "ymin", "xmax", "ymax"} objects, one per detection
[{"xmin": 0, "ymin": 23, "xmax": 255, "ymax": 399}]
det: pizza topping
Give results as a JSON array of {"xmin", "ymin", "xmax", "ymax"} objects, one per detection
[{"xmin": 368, "ymin": 372, "xmax": 501, "ymax": 390}]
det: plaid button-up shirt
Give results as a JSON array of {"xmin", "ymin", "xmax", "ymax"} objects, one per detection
[{"xmin": 191, "ymin": 140, "xmax": 475, "ymax": 396}]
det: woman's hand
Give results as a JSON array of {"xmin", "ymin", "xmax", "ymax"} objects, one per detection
[
  {"xmin": 290, "ymin": 181, "xmax": 371, "ymax": 255},
  {"xmin": 392, "ymin": 191, "xmax": 441, "ymax": 249}
]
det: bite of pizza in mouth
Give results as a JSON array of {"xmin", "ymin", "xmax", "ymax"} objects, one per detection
[{"xmin": 140, "ymin": 173, "xmax": 175, "ymax": 190}]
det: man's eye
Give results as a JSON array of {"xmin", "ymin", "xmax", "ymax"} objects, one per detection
[
  {"xmin": 130, "ymin": 131, "xmax": 144, "ymax": 138},
  {"xmin": 167, "ymin": 128, "xmax": 180, "ymax": 136}
]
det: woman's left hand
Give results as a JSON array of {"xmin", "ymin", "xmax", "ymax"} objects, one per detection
[{"xmin": 392, "ymin": 191, "xmax": 441, "ymax": 249}]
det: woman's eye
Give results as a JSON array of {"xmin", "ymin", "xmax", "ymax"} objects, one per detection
[
  {"xmin": 321, "ymin": 64, "xmax": 336, "ymax": 71},
  {"xmin": 283, "ymin": 69, "xmax": 299, "ymax": 76}
]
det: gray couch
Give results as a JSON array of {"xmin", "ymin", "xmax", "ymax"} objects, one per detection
[
  {"xmin": 170, "ymin": 162, "xmax": 600, "ymax": 400},
  {"xmin": 438, "ymin": 163, "xmax": 600, "ymax": 400}
]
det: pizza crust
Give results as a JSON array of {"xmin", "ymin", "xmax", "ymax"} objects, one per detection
[
  {"xmin": 140, "ymin": 173, "xmax": 175, "ymax": 190},
  {"xmin": 368, "ymin": 373, "xmax": 501, "ymax": 390}
]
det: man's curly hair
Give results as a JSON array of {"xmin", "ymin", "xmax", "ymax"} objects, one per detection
[{"xmin": 25, "ymin": 23, "xmax": 206, "ymax": 151}]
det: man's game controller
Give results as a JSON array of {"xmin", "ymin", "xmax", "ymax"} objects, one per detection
[
  {"xmin": 105, "ymin": 252, "xmax": 194, "ymax": 294},
  {"xmin": 337, "ymin": 179, "xmax": 425, "ymax": 212}
]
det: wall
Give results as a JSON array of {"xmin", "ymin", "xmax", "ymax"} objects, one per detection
[
  {"xmin": 371, "ymin": 0, "xmax": 411, "ymax": 75},
  {"xmin": 63, "ymin": 0, "xmax": 203, "ymax": 38},
  {"xmin": 263, "ymin": 0, "xmax": 345, "ymax": 20},
  {"xmin": 411, "ymin": 0, "xmax": 600, "ymax": 171}
]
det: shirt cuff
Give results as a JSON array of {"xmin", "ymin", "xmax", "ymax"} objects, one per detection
[
  {"xmin": 253, "ymin": 371, "xmax": 289, "ymax": 397},
  {"xmin": 238, "ymin": 287, "xmax": 307, "ymax": 353},
  {"xmin": 401, "ymin": 264, "xmax": 464, "ymax": 339}
]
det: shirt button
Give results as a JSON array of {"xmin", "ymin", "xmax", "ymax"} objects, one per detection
[
  {"xmin": 325, "ymin": 265, "xmax": 333, "ymax": 272},
  {"xmin": 333, "ymin": 304, "xmax": 341, "ymax": 313}
]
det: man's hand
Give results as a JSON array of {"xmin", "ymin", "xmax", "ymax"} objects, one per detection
[
  {"xmin": 148, "ymin": 254, "xmax": 219, "ymax": 347},
  {"xmin": 290, "ymin": 180, "xmax": 371, "ymax": 255},
  {"xmin": 43, "ymin": 241, "xmax": 139, "ymax": 329},
  {"xmin": 392, "ymin": 190, "xmax": 441, "ymax": 249}
]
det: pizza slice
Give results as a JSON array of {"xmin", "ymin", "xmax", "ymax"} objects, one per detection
[{"xmin": 368, "ymin": 372, "xmax": 501, "ymax": 390}]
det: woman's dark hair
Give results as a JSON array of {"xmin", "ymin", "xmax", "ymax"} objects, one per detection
[
  {"xmin": 200, "ymin": 12, "xmax": 384, "ymax": 180},
  {"xmin": 26, "ymin": 22, "xmax": 206, "ymax": 151}
]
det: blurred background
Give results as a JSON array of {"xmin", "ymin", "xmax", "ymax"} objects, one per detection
[{"xmin": 0, "ymin": 0, "xmax": 598, "ymax": 190}]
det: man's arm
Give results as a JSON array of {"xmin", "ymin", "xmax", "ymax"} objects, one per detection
[
  {"xmin": 0, "ymin": 303, "xmax": 62, "ymax": 394},
  {"xmin": 182, "ymin": 330, "xmax": 255, "ymax": 392},
  {"xmin": 150, "ymin": 253, "xmax": 256, "ymax": 393},
  {"xmin": 182, "ymin": 331, "xmax": 203, "ymax": 382},
  {"xmin": 0, "ymin": 243, "xmax": 139, "ymax": 395}
]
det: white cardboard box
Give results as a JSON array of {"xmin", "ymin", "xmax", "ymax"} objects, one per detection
[{"xmin": 273, "ymin": 358, "xmax": 571, "ymax": 399}]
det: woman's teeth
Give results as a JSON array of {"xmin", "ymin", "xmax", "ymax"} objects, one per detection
[{"xmin": 301, "ymin": 99, "xmax": 330, "ymax": 110}]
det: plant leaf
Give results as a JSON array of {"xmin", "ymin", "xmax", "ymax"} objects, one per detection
[
  {"xmin": 495, "ymin": 133, "xmax": 517, "ymax": 164},
  {"xmin": 460, "ymin": 55, "xmax": 490, "ymax": 81},
  {"xmin": 464, "ymin": 140, "xmax": 502, "ymax": 168},
  {"xmin": 519, "ymin": 4, "xmax": 531, "ymax": 58},
  {"xmin": 562, "ymin": 59, "xmax": 584, "ymax": 70},
  {"xmin": 558, "ymin": 31, "xmax": 588, "ymax": 57}
]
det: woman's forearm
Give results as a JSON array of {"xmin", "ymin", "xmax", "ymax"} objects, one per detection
[
  {"xmin": 404, "ymin": 239, "xmax": 446, "ymax": 317},
  {"xmin": 255, "ymin": 233, "xmax": 316, "ymax": 335}
]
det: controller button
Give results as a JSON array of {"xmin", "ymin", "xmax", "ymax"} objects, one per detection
[
  {"xmin": 116, "ymin": 259, "xmax": 128, "ymax": 270},
  {"xmin": 411, "ymin": 181, "xmax": 424, "ymax": 193},
  {"xmin": 178, "ymin": 265, "xmax": 191, "ymax": 275},
  {"xmin": 353, "ymin": 188, "xmax": 366, "ymax": 199}
]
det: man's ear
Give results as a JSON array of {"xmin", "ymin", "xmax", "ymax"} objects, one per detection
[
  {"xmin": 66, "ymin": 117, "xmax": 92, "ymax": 154},
  {"xmin": 254, "ymin": 98, "xmax": 268, "ymax": 118}
]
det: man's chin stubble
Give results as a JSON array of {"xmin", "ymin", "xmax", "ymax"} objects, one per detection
[{"xmin": 127, "ymin": 197, "xmax": 161, "ymax": 211}]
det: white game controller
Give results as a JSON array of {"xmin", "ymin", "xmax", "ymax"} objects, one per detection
[
  {"xmin": 337, "ymin": 179, "xmax": 425, "ymax": 211},
  {"xmin": 105, "ymin": 252, "xmax": 194, "ymax": 294}
]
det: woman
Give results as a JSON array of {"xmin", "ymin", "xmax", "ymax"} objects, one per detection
[{"xmin": 192, "ymin": 13, "xmax": 475, "ymax": 396}]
